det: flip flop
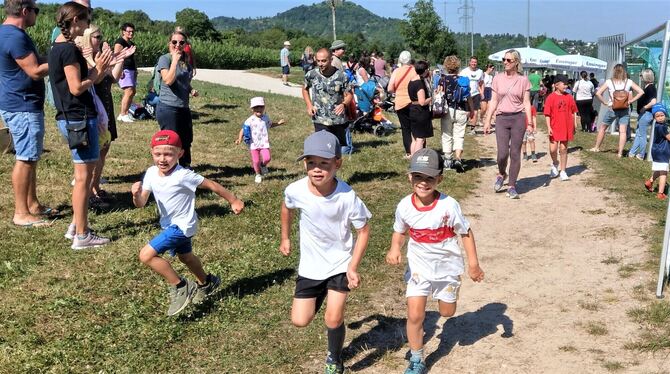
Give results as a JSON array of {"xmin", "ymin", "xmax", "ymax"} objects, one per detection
[
  {"xmin": 31, "ymin": 207, "xmax": 59, "ymax": 217},
  {"xmin": 13, "ymin": 219, "xmax": 52, "ymax": 228}
]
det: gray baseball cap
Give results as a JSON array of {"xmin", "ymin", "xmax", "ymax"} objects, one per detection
[
  {"xmin": 297, "ymin": 131, "xmax": 342, "ymax": 161},
  {"xmin": 409, "ymin": 149, "xmax": 443, "ymax": 177}
]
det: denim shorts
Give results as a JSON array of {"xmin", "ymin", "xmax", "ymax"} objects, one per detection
[
  {"xmin": 602, "ymin": 108, "xmax": 630, "ymax": 127},
  {"xmin": 149, "ymin": 224, "xmax": 193, "ymax": 256},
  {"xmin": 0, "ymin": 110, "xmax": 44, "ymax": 161},
  {"xmin": 56, "ymin": 118, "xmax": 100, "ymax": 163}
]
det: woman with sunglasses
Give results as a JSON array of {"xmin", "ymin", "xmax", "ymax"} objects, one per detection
[
  {"xmin": 49, "ymin": 1, "xmax": 113, "ymax": 248},
  {"xmin": 155, "ymin": 29, "xmax": 198, "ymax": 168},
  {"xmin": 483, "ymin": 50, "xmax": 531, "ymax": 199}
]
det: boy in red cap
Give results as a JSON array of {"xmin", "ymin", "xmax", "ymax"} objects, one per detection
[{"xmin": 131, "ymin": 130, "xmax": 245, "ymax": 316}]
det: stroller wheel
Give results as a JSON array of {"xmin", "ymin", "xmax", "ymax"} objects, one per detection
[{"xmin": 373, "ymin": 125, "xmax": 385, "ymax": 137}]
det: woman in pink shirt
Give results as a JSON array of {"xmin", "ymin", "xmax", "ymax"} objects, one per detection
[{"xmin": 483, "ymin": 50, "xmax": 532, "ymax": 199}]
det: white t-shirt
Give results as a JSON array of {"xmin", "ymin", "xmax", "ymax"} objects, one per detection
[
  {"xmin": 245, "ymin": 113, "xmax": 272, "ymax": 150},
  {"xmin": 483, "ymin": 72, "xmax": 493, "ymax": 88},
  {"xmin": 573, "ymin": 79, "xmax": 595, "ymax": 101},
  {"xmin": 459, "ymin": 67, "xmax": 484, "ymax": 96},
  {"xmin": 284, "ymin": 177, "xmax": 371, "ymax": 280},
  {"xmin": 393, "ymin": 192, "xmax": 470, "ymax": 280},
  {"xmin": 142, "ymin": 165, "xmax": 205, "ymax": 237}
]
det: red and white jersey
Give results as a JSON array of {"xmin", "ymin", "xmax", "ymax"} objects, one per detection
[{"xmin": 393, "ymin": 192, "xmax": 470, "ymax": 280}]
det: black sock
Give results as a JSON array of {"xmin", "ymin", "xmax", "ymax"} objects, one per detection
[
  {"xmin": 198, "ymin": 274, "xmax": 211, "ymax": 288},
  {"xmin": 326, "ymin": 323, "xmax": 345, "ymax": 364},
  {"xmin": 176, "ymin": 278, "xmax": 186, "ymax": 288}
]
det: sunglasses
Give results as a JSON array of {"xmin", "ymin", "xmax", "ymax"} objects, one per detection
[
  {"xmin": 92, "ymin": 35, "xmax": 103, "ymax": 40},
  {"xmin": 502, "ymin": 58, "xmax": 515, "ymax": 63},
  {"xmin": 171, "ymin": 40, "xmax": 186, "ymax": 46},
  {"xmin": 25, "ymin": 6, "xmax": 39, "ymax": 15}
]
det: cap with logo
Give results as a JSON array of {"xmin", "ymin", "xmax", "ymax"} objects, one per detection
[
  {"xmin": 409, "ymin": 148, "xmax": 443, "ymax": 177},
  {"xmin": 151, "ymin": 130, "xmax": 182, "ymax": 148},
  {"xmin": 297, "ymin": 130, "xmax": 341, "ymax": 161}
]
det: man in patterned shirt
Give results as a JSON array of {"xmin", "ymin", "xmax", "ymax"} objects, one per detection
[{"xmin": 302, "ymin": 48, "xmax": 353, "ymax": 150}]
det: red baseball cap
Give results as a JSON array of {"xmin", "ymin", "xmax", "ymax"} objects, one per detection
[{"xmin": 151, "ymin": 130, "xmax": 182, "ymax": 148}]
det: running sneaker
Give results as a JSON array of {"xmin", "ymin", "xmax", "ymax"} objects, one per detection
[
  {"xmin": 453, "ymin": 159, "xmax": 465, "ymax": 173},
  {"xmin": 658, "ymin": 193, "xmax": 668, "ymax": 200},
  {"xmin": 443, "ymin": 158, "xmax": 453, "ymax": 170},
  {"xmin": 645, "ymin": 179, "xmax": 654, "ymax": 192},
  {"xmin": 117, "ymin": 114, "xmax": 135, "ymax": 123},
  {"xmin": 64, "ymin": 222, "xmax": 76, "ymax": 240},
  {"xmin": 324, "ymin": 362, "xmax": 345, "ymax": 374},
  {"xmin": 167, "ymin": 279, "xmax": 197, "ymax": 316},
  {"xmin": 404, "ymin": 357, "xmax": 427, "ymax": 374},
  {"xmin": 254, "ymin": 174, "xmax": 262, "ymax": 183},
  {"xmin": 71, "ymin": 230, "xmax": 111, "ymax": 250},
  {"xmin": 559, "ymin": 170, "xmax": 570, "ymax": 181},
  {"xmin": 530, "ymin": 153, "xmax": 538, "ymax": 163},
  {"xmin": 549, "ymin": 164, "xmax": 559, "ymax": 178},
  {"xmin": 506, "ymin": 186, "xmax": 520, "ymax": 199},
  {"xmin": 192, "ymin": 274, "xmax": 221, "ymax": 304},
  {"xmin": 260, "ymin": 165, "xmax": 269, "ymax": 175},
  {"xmin": 493, "ymin": 175, "xmax": 505, "ymax": 192}
]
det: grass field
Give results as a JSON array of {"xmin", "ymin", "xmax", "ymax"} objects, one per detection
[{"xmin": 0, "ymin": 74, "xmax": 482, "ymax": 373}]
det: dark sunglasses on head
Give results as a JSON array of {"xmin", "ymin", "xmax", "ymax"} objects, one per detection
[
  {"xmin": 171, "ymin": 40, "xmax": 186, "ymax": 46},
  {"xmin": 25, "ymin": 6, "xmax": 39, "ymax": 15},
  {"xmin": 502, "ymin": 58, "xmax": 515, "ymax": 63}
]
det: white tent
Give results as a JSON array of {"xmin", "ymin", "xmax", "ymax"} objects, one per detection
[
  {"xmin": 549, "ymin": 54, "xmax": 607, "ymax": 72},
  {"xmin": 487, "ymin": 47, "xmax": 556, "ymax": 68}
]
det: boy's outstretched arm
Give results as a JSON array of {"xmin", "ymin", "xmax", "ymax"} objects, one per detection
[
  {"xmin": 386, "ymin": 231, "xmax": 406, "ymax": 265},
  {"xmin": 461, "ymin": 228, "xmax": 484, "ymax": 282},
  {"xmin": 131, "ymin": 181, "xmax": 151, "ymax": 208},
  {"xmin": 279, "ymin": 202, "xmax": 293, "ymax": 256},
  {"xmin": 199, "ymin": 178, "xmax": 244, "ymax": 214},
  {"xmin": 347, "ymin": 223, "xmax": 370, "ymax": 289}
]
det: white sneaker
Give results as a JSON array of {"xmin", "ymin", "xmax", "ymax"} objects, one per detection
[
  {"xmin": 559, "ymin": 170, "xmax": 569, "ymax": 181},
  {"xmin": 260, "ymin": 165, "xmax": 269, "ymax": 175},
  {"xmin": 254, "ymin": 174, "xmax": 262, "ymax": 183},
  {"xmin": 549, "ymin": 164, "xmax": 559, "ymax": 178},
  {"xmin": 117, "ymin": 114, "xmax": 134, "ymax": 123}
]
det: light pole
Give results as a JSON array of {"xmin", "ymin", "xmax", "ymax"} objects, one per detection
[{"xmin": 327, "ymin": 0, "xmax": 344, "ymax": 41}]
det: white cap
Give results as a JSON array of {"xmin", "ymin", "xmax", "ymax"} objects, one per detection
[
  {"xmin": 250, "ymin": 97, "xmax": 265, "ymax": 108},
  {"xmin": 283, "ymin": 41, "xmax": 291, "ymax": 46}
]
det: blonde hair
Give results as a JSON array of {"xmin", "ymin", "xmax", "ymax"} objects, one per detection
[
  {"xmin": 640, "ymin": 68, "xmax": 655, "ymax": 84},
  {"xmin": 505, "ymin": 49, "xmax": 523, "ymax": 74},
  {"xmin": 443, "ymin": 56, "xmax": 461, "ymax": 74},
  {"xmin": 611, "ymin": 64, "xmax": 627, "ymax": 82},
  {"xmin": 74, "ymin": 24, "xmax": 99, "ymax": 66}
]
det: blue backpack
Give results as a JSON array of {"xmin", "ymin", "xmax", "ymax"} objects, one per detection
[{"xmin": 444, "ymin": 75, "xmax": 471, "ymax": 109}]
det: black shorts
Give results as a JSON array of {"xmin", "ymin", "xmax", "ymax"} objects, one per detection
[
  {"xmin": 471, "ymin": 94, "xmax": 482, "ymax": 110},
  {"xmin": 282, "ymin": 65, "xmax": 290, "ymax": 75},
  {"xmin": 295, "ymin": 273, "xmax": 350, "ymax": 314},
  {"xmin": 314, "ymin": 123, "xmax": 348, "ymax": 146},
  {"xmin": 483, "ymin": 87, "xmax": 492, "ymax": 102}
]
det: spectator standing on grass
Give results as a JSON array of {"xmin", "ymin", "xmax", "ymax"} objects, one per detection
[
  {"xmin": 0, "ymin": 0, "xmax": 55, "ymax": 227},
  {"xmin": 644, "ymin": 104, "xmax": 669, "ymax": 200},
  {"xmin": 280, "ymin": 131, "xmax": 371, "ymax": 374},
  {"xmin": 114, "ymin": 22, "xmax": 137, "ymax": 123},
  {"xmin": 574, "ymin": 71, "xmax": 595, "ymax": 133},
  {"xmin": 544, "ymin": 74, "xmax": 577, "ymax": 182},
  {"xmin": 388, "ymin": 50, "xmax": 418, "ymax": 159},
  {"xmin": 407, "ymin": 60, "xmax": 433, "ymax": 155},
  {"xmin": 590, "ymin": 63, "xmax": 644, "ymax": 157},
  {"xmin": 49, "ymin": 1, "xmax": 112, "ymax": 248},
  {"xmin": 483, "ymin": 49, "xmax": 532, "ymax": 200},
  {"xmin": 155, "ymin": 29, "xmax": 198, "ymax": 168},
  {"xmin": 280, "ymin": 40, "xmax": 291, "ymax": 86},
  {"xmin": 629, "ymin": 68, "xmax": 657, "ymax": 159},
  {"xmin": 330, "ymin": 39, "xmax": 346, "ymax": 72},
  {"xmin": 386, "ymin": 148, "xmax": 484, "ymax": 374},
  {"xmin": 132, "ymin": 130, "xmax": 244, "ymax": 316},
  {"xmin": 302, "ymin": 48, "xmax": 353, "ymax": 154},
  {"xmin": 459, "ymin": 56, "xmax": 484, "ymax": 133}
]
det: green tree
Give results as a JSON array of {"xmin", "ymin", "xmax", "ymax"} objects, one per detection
[
  {"xmin": 400, "ymin": 0, "xmax": 456, "ymax": 63},
  {"xmin": 175, "ymin": 8, "xmax": 220, "ymax": 41}
]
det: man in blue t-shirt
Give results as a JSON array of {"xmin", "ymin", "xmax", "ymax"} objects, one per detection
[
  {"xmin": 0, "ymin": 0, "xmax": 52, "ymax": 227},
  {"xmin": 280, "ymin": 41, "xmax": 291, "ymax": 86}
]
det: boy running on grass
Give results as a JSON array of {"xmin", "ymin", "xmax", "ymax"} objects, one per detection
[
  {"xmin": 131, "ymin": 130, "xmax": 244, "ymax": 316},
  {"xmin": 544, "ymin": 74, "xmax": 577, "ymax": 181},
  {"xmin": 386, "ymin": 148, "xmax": 484, "ymax": 374},
  {"xmin": 279, "ymin": 131, "xmax": 371, "ymax": 374}
]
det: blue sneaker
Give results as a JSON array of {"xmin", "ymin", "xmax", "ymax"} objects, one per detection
[
  {"xmin": 506, "ymin": 186, "xmax": 520, "ymax": 199},
  {"xmin": 493, "ymin": 175, "xmax": 505, "ymax": 192},
  {"xmin": 404, "ymin": 357, "xmax": 427, "ymax": 374}
]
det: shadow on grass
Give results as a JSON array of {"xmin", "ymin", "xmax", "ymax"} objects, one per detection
[
  {"xmin": 182, "ymin": 267, "xmax": 295, "ymax": 320},
  {"xmin": 425, "ymin": 303, "xmax": 513, "ymax": 368},
  {"xmin": 353, "ymin": 139, "xmax": 391, "ymax": 150},
  {"xmin": 192, "ymin": 164, "xmax": 251, "ymax": 180},
  {"xmin": 201, "ymin": 103, "xmax": 239, "ymax": 110},
  {"xmin": 98, "ymin": 217, "xmax": 159, "ymax": 238},
  {"xmin": 198, "ymin": 118, "xmax": 229, "ymax": 125},
  {"xmin": 107, "ymin": 171, "xmax": 145, "ymax": 184},
  {"xmin": 347, "ymin": 171, "xmax": 400, "ymax": 185},
  {"xmin": 343, "ymin": 312, "xmax": 441, "ymax": 371}
]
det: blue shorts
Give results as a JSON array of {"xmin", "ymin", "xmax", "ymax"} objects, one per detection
[
  {"xmin": 149, "ymin": 225, "xmax": 193, "ymax": 256},
  {"xmin": 56, "ymin": 118, "xmax": 100, "ymax": 163},
  {"xmin": 601, "ymin": 108, "xmax": 630, "ymax": 127},
  {"xmin": 282, "ymin": 65, "xmax": 290, "ymax": 75},
  {"xmin": 0, "ymin": 110, "xmax": 44, "ymax": 161}
]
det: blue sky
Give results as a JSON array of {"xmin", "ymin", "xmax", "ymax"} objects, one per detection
[{"xmin": 82, "ymin": 0, "xmax": 670, "ymax": 42}]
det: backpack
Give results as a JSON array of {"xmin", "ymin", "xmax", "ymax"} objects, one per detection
[
  {"xmin": 445, "ymin": 75, "xmax": 471, "ymax": 109},
  {"xmin": 611, "ymin": 79, "xmax": 629, "ymax": 110},
  {"xmin": 149, "ymin": 53, "xmax": 172, "ymax": 95}
]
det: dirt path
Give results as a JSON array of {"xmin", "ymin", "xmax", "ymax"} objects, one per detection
[{"xmin": 338, "ymin": 128, "xmax": 670, "ymax": 373}]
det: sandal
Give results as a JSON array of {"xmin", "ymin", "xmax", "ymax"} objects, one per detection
[
  {"xmin": 30, "ymin": 206, "xmax": 59, "ymax": 217},
  {"xmin": 13, "ymin": 219, "xmax": 52, "ymax": 228}
]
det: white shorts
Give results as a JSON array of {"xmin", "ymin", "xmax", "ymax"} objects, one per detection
[
  {"xmin": 652, "ymin": 162, "xmax": 669, "ymax": 172},
  {"xmin": 404, "ymin": 270, "xmax": 461, "ymax": 303}
]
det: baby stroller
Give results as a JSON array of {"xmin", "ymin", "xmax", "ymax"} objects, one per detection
[{"xmin": 352, "ymin": 80, "xmax": 397, "ymax": 137}]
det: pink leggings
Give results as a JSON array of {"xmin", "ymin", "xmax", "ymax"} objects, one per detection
[{"xmin": 250, "ymin": 148, "xmax": 271, "ymax": 174}]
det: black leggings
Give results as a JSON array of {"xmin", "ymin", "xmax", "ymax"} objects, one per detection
[
  {"xmin": 396, "ymin": 106, "xmax": 412, "ymax": 154},
  {"xmin": 495, "ymin": 112, "xmax": 526, "ymax": 187},
  {"xmin": 157, "ymin": 103, "xmax": 193, "ymax": 166},
  {"xmin": 576, "ymin": 99, "xmax": 593, "ymax": 131}
]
